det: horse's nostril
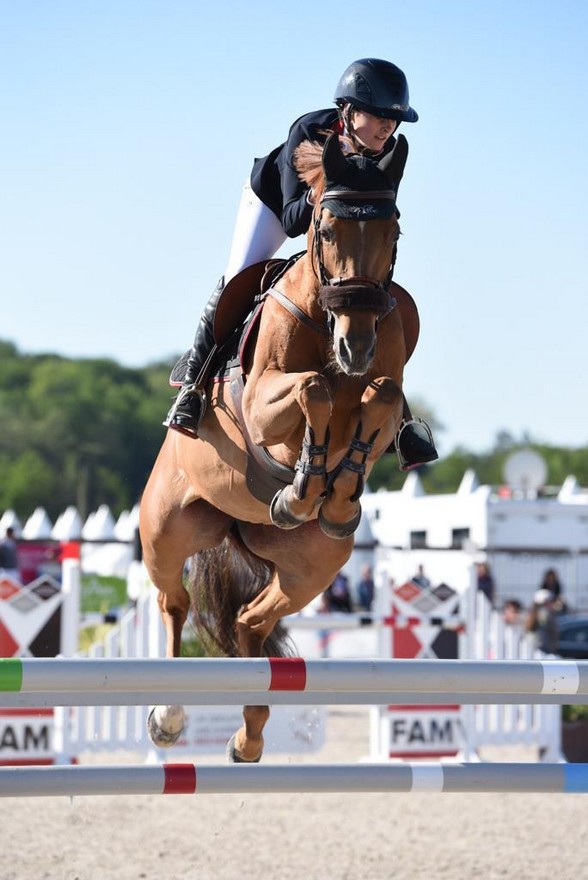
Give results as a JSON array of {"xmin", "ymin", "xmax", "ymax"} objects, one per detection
[{"xmin": 335, "ymin": 334, "xmax": 376, "ymax": 376}]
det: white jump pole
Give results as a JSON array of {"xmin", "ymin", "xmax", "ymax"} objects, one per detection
[
  {"xmin": 1, "ymin": 762, "xmax": 588, "ymax": 797},
  {"xmin": 1, "ymin": 657, "xmax": 586, "ymax": 707},
  {"xmin": 1, "ymin": 657, "xmax": 586, "ymax": 695},
  {"xmin": 2, "ymin": 691, "xmax": 578, "ymax": 707}
]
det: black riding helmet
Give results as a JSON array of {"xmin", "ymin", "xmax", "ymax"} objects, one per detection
[{"xmin": 334, "ymin": 58, "xmax": 418, "ymax": 123}]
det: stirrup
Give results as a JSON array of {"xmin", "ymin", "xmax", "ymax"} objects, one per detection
[
  {"xmin": 395, "ymin": 417, "xmax": 438, "ymax": 472},
  {"xmin": 163, "ymin": 384, "xmax": 207, "ymax": 436}
]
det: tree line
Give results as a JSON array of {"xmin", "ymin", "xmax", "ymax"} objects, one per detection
[
  {"xmin": 1, "ymin": 339, "xmax": 587, "ymax": 522},
  {"xmin": 0, "ymin": 340, "xmax": 172, "ymax": 520}
]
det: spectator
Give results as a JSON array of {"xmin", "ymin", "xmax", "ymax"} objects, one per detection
[
  {"xmin": 322, "ymin": 571, "xmax": 353, "ymax": 613},
  {"xmin": 539, "ymin": 568, "xmax": 568, "ymax": 615},
  {"xmin": 411, "ymin": 565, "xmax": 431, "ymax": 589},
  {"xmin": 356, "ymin": 565, "xmax": 375, "ymax": 612},
  {"xmin": 0, "ymin": 527, "xmax": 19, "ymax": 581},
  {"xmin": 526, "ymin": 589, "xmax": 559, "ymax": 655},
  {"xmin": 476, "ymin": 562, "xmax": 496, "ymax": 606},
  {"xmin": 502, "ymin": 598, "xmax": 523, "ymax": 626}
]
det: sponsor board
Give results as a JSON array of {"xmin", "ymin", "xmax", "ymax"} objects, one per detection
[
  {"xmin": 386, "ymin": 705, "xmax": 464, "ymax": 758},
  {"xmin": 0, "ymin": 709, "xmax": 55, "ymax": 765}
]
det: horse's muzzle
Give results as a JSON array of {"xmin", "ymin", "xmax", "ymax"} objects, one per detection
[{"xmin": 336, "ymin": 334, "xmax": 376, "ymax": 376}]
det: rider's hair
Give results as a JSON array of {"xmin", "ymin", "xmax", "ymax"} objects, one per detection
[{"xmin": 337, "ymin": 101, "xmax": 394, "ymax": 157}]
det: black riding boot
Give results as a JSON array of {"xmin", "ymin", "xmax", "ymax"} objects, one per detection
[
  {"xmin": 394, "ymin": 397, "xmax": 439, "ymax": 471},
  {"xmin": 164, "ymin": 277, "xmax": 225, "ymax": 436}
]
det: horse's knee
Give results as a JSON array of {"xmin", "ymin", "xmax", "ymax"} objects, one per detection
[
  {"xmin": 295, "ymin": 374, "xmax": 333, "ymax": 421},
  {"xmin": 358, "ymin": 377, "xmax": 404, "ymax": 445},
  {"xmin": 362, "ymin": 376, "xmax": 403, "ymax": 411}
]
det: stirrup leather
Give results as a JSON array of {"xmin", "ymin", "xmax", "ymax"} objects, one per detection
[{"xmin": 163, "ymin": 383, "xmax": 207, "ymax": 434}]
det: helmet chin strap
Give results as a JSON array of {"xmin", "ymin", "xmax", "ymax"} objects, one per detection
[{"xmin": 342, "ymin": 106, "xmax": 400, "ymax": 157}]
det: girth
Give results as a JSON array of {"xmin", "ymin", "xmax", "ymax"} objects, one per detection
[{"xmin": 230, "ymin": 370, "xmax": 295, "ymax": 505}]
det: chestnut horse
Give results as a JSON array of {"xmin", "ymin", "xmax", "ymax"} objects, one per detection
[{"xmin": 139, "ymin": 133, "xmax": 416, "ymax": 762}]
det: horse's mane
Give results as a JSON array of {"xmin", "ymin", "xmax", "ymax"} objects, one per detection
[
  {"xmin": 293, "ymin": 139, "xmax": 326, "ymax": 195},
  {"xmin": 294, "ymin": 134, "xmax": 355, "ymax": 198}
]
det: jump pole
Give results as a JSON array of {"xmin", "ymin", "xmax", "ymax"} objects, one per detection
[
  {"xmin": 1, "ymin": 762, "xmax": 588, "ymax": 797},
  {"xmin": 1, "ymin": 658, "xmax": 586, "ymax": 708}
]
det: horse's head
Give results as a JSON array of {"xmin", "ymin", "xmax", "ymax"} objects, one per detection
[{"xmin": 295, "ymin": 133, "xmax": 408, "ymax": 376}]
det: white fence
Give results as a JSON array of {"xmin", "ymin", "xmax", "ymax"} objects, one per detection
[
  {"xmin": 67, "ymin": 569, "xmax": 565, "ymax": 763},
  {"xmin": 462, "ymin": 591, "xmax": 562, "ymax": 760},
  {"xmin": 0, "ymin": 551, "xmax": 571, "ymax": 764},
  {"xmin": 66, "ymin": 587, "xmax": 325, "ymax": 761}
]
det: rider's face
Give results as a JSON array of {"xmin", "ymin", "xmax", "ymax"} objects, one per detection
[{"xmin": 351, "ymin": 111, "xmax": 398, "ymax": 153}]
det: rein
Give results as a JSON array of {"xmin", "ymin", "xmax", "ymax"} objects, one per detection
[{"xmin": 266, "ymin": 287, "xmax": 329, "ymax": 336}]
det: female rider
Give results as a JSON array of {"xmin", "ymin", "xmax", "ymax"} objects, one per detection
[{"xmin": 165, "ymin": 57, "xmax": 438, "ymax": 470}]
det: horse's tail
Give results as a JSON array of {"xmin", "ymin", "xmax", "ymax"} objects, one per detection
[{"xmin": 188, "ymin": 526, "xmax": 294, "ymax": 659}]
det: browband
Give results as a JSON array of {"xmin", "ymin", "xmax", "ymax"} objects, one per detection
[{"xmin": 321, "ymin": 189, "xmax": 397, "ymax": 202}]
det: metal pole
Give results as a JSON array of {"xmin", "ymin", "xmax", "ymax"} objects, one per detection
[
  {"xmin": 1, "ymin": 657, "xmax": 586, "ymax": 698},
  {"xmin": 1, "ymin": 762, "xmax": 587, "ymax": 798}
]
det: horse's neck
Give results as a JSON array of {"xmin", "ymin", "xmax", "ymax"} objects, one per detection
[
  {"xmin": 278, "ymin": 256, "xmax": 322, "ymax": 322},
  {"xmin": 247, "ymin": 256, "xmax": 326, "ymax": 375}
]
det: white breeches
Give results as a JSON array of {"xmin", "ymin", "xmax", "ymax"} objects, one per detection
[{"xmin": 224, "ymin": 180, "xmax": 288, "ymax": 283}]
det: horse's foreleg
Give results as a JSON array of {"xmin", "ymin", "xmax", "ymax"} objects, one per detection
[
  {"xmin": 245, "ymin": 369, "xmax": 333, "ymax": 527},
  {"xmin": 319, "ymin": 377, "xmax": 404, "ymax": 538}
]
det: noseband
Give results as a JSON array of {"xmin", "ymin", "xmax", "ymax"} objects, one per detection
[
  {"xmin": 318, "ymin": 283, "xmax": 396, "ymax": 317},
  {"xmin": 313, "ymin": 188, "xmax": 398, "ymax": 318}
]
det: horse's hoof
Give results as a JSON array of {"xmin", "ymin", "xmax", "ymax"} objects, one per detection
[
  {"xmin": 226, "ymin": 733, "xmax": 263, "ymax": 764},
  {"xmin": 269, "ymin": 489, "xmax": 306, "ymax": 530},
  {"xmin": 147, "ymin": 705, "xmax": 186, "ymax": 747},
  {"xmin": 318, "ymin": 504, "xmax": 362, "ymax": 539}
]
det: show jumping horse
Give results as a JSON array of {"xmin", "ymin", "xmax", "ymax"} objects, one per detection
[{"xmin": 139, "ymin": 132, "xmax": 419, "ymax": 762}]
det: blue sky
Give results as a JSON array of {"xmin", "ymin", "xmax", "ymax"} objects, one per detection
[{"xmin": 2, "ymin": 0, "xmax": 587, "ymax": 454}]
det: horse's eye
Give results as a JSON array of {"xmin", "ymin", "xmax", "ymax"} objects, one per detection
[{"xmin": 320, "ymin": 224, "xmax": 335, "ymax": 243}]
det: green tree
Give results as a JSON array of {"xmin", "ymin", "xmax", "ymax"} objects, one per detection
[
  {"xmin": 0, "ymin": 342, "xmax": 173, "ymax": 520},
  {"xmin": 0, "ymin": 449, "xmax": 57, "ymax": 513}
]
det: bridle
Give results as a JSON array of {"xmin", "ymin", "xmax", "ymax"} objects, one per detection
[
  {"xmin": 312, "ymin": 187, "xmax": 399, "ymax": 318},
  {"xmin": 265, "ymin": 184, "xmax": 400, "ymax": 336}
]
